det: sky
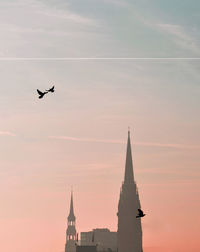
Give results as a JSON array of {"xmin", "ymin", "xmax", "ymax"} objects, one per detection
[{"xmin": 0, "ymin": 1, "xmax": 200, "ymax": 252}]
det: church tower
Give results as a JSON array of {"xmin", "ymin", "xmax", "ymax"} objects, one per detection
[
  {"xmin": 65, "ymin": 191, "xmax": 77, "ymax": 252},
  {"xmin": 117, "ymin": 130, "xmax": 143, "ymax": 252}
]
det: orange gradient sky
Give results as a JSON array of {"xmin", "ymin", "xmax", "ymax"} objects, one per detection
[
  {"xmin": 1, "ymin": 1, "xmax": 200, "ymax": 252},
  {"xmin": 0, "ymin": 59, "xmax": 200, "ymax": 252}
]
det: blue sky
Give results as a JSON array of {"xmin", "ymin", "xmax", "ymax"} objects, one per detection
[
  {"xmin": 0, "ymin": 1, "xmax": 200, "ymax": 252},
  {"xmin": 0, "ymin": 0, "xmax": 200, "ymax": 57}
]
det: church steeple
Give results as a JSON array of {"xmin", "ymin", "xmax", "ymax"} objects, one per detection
[
  {"xmin": 68, "ymin": 191, "xmax": 75, "ymax": 221},
  {"xmin": 117, "ymin": 130, "xmax": 143, "ymax": 252},
  {"xmin": 65, "ymin": 190, "xmax": 76, "ymax": 252},
  {"xmin": 124, "ymin": 130, "xmax": 134, "ymax": 183}
]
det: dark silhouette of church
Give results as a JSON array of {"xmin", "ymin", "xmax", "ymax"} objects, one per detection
[
  {"xmin": 76, "ymin": 245, "xmax": 97, "ymax": 252},
  {"xmin": 65, "ymin": 192, "xmax": 77, "ymax": 252},
  {"xmin": 65, "ymin": 131, "xmax": 143, "ymax": 252},
  {"xmin": 117, "ymin": 130, "xmax": 143, "ymax": 252}
]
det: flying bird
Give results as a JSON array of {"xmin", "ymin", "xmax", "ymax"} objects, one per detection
[
  {"xmin": 46, "ymin": 85, "xmax": 55, "ymax": 93},
  {"xmin": 136, "ymin": 209, "xmax": 146, "ymax": 218},
  {"xmin": 37, "ymin": 89, "xmax": 48, "ymax": 99}
]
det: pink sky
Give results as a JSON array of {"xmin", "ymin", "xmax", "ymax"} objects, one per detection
[
  {"xmin": 0, "ymin": 45, "xmax": 200, "ymax": 252},
  {"xmin": 1, "ymin": 126, "xmax": 200, "ymax": 252},
  {"xmin": 1, "ymin": 0, "xmax": 200, "ymax": 251}
]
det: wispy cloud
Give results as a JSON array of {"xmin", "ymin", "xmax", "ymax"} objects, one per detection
[
  {"xmin": 126, "ymin": 4, "xmax": 200, "ymax": 56},
  {"xmin": 48, "ymin": 136, "xmax": 200, "ymax": 149},
  {"xmin": 103, "ymin": 0, "xmax": 130, "ymax": 8},
  {"xmin": 134, "ymin": 141, "xmax": 200, "ymax": 150},
  {"xmin": 49, "ymin": 135, "xmax": 124, "ymax": 144},
  {"xmin": 37, "ymin": 7, "xmax": 95, "ymax": 26},
  {"xmin": 0, "ymin": 131, "xmax": 16, "ymax": 137},
  {"xmin": 156, "ymin": 23, "xmax": 200, "ymax": 55},
  {"xmin": 0, "ymin": 0, "xmax": 97, "ymax": 57}
]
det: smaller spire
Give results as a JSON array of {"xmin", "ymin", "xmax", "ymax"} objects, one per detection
[{"xmin": 68, "ymin": 190, "xmax": 75, "ymax": 221}]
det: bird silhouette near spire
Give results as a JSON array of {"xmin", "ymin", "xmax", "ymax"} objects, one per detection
[{"xmin": 136, "ymin": 209, "xmax": 146, "ymax": 218}]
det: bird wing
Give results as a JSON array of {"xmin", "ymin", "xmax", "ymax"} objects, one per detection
[
  {"xmin": 138, "ymin": 209, "xmax": 143, "ymax": 215},
  {"xmin": 37, "ymin": 89, "xmax": 43, "ymax": 95}
]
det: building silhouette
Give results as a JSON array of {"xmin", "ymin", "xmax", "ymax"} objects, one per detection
[
  {"xmin": 81, "ymin": 228, "xmax": 117, "ymax": 251},
  {"xmin": 65, "ymin": 191, "xmax": 77, "ymax": 252},
  {"xmin": 117, "ymin": 130, "xmax": 143, "ymax": 252},
  {"xmin": 76, "ymin": 245, "xmax": 97, "ymax": 252},
  {"xmin": 64, "ymin": 131, "xmax": 144, "ymax": 252}
]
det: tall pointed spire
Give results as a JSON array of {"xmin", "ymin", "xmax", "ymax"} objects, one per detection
[
  {"xmin": 117, "ymin": 130, "xmax": 143, "ymax": 252},
  {"xmin": 68, "ymin": 190, "xmax": 75, "ymax": 221},
  {"xmin": 124, "ymin": 130, "xmax": 134, "ymax": 183},
  {"xmin": 65, "ymin": 190, "xmax": 76, "ymax": 252}
]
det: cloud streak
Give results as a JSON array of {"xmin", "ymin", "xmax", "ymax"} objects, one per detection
[
  {"xmin": 0, "ymin": 0, "xmax": 97, "ymax": 57},
  {"xmin": 126, "ymin": 3, "xmax": 200, "ymax": 56},
  {"xmin": 156, "ymin": 23, "xmax": 200, "ymax": 55},
  {"xmin": 49, "ymin": 135, "xmax": 124, "ymax": 144},
  {"xmin": 0, "ymin": 131, "xmax": 16, "ymax": 137},
  {"xmin": 49, "ymin": 136, "xmax": 200, "ymax": 149}
]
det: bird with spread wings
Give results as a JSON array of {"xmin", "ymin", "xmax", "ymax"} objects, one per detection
[
  {"xmin": 46, "ymin": 86, "xmax": 55, "ymax": 93},
  {"xmin": 136, "ymin": 209, "xmax": 146, "ymax": 218},
  {"xmin": 37, "ymin": 89, "xmax": 48, "ymax": 99}
]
